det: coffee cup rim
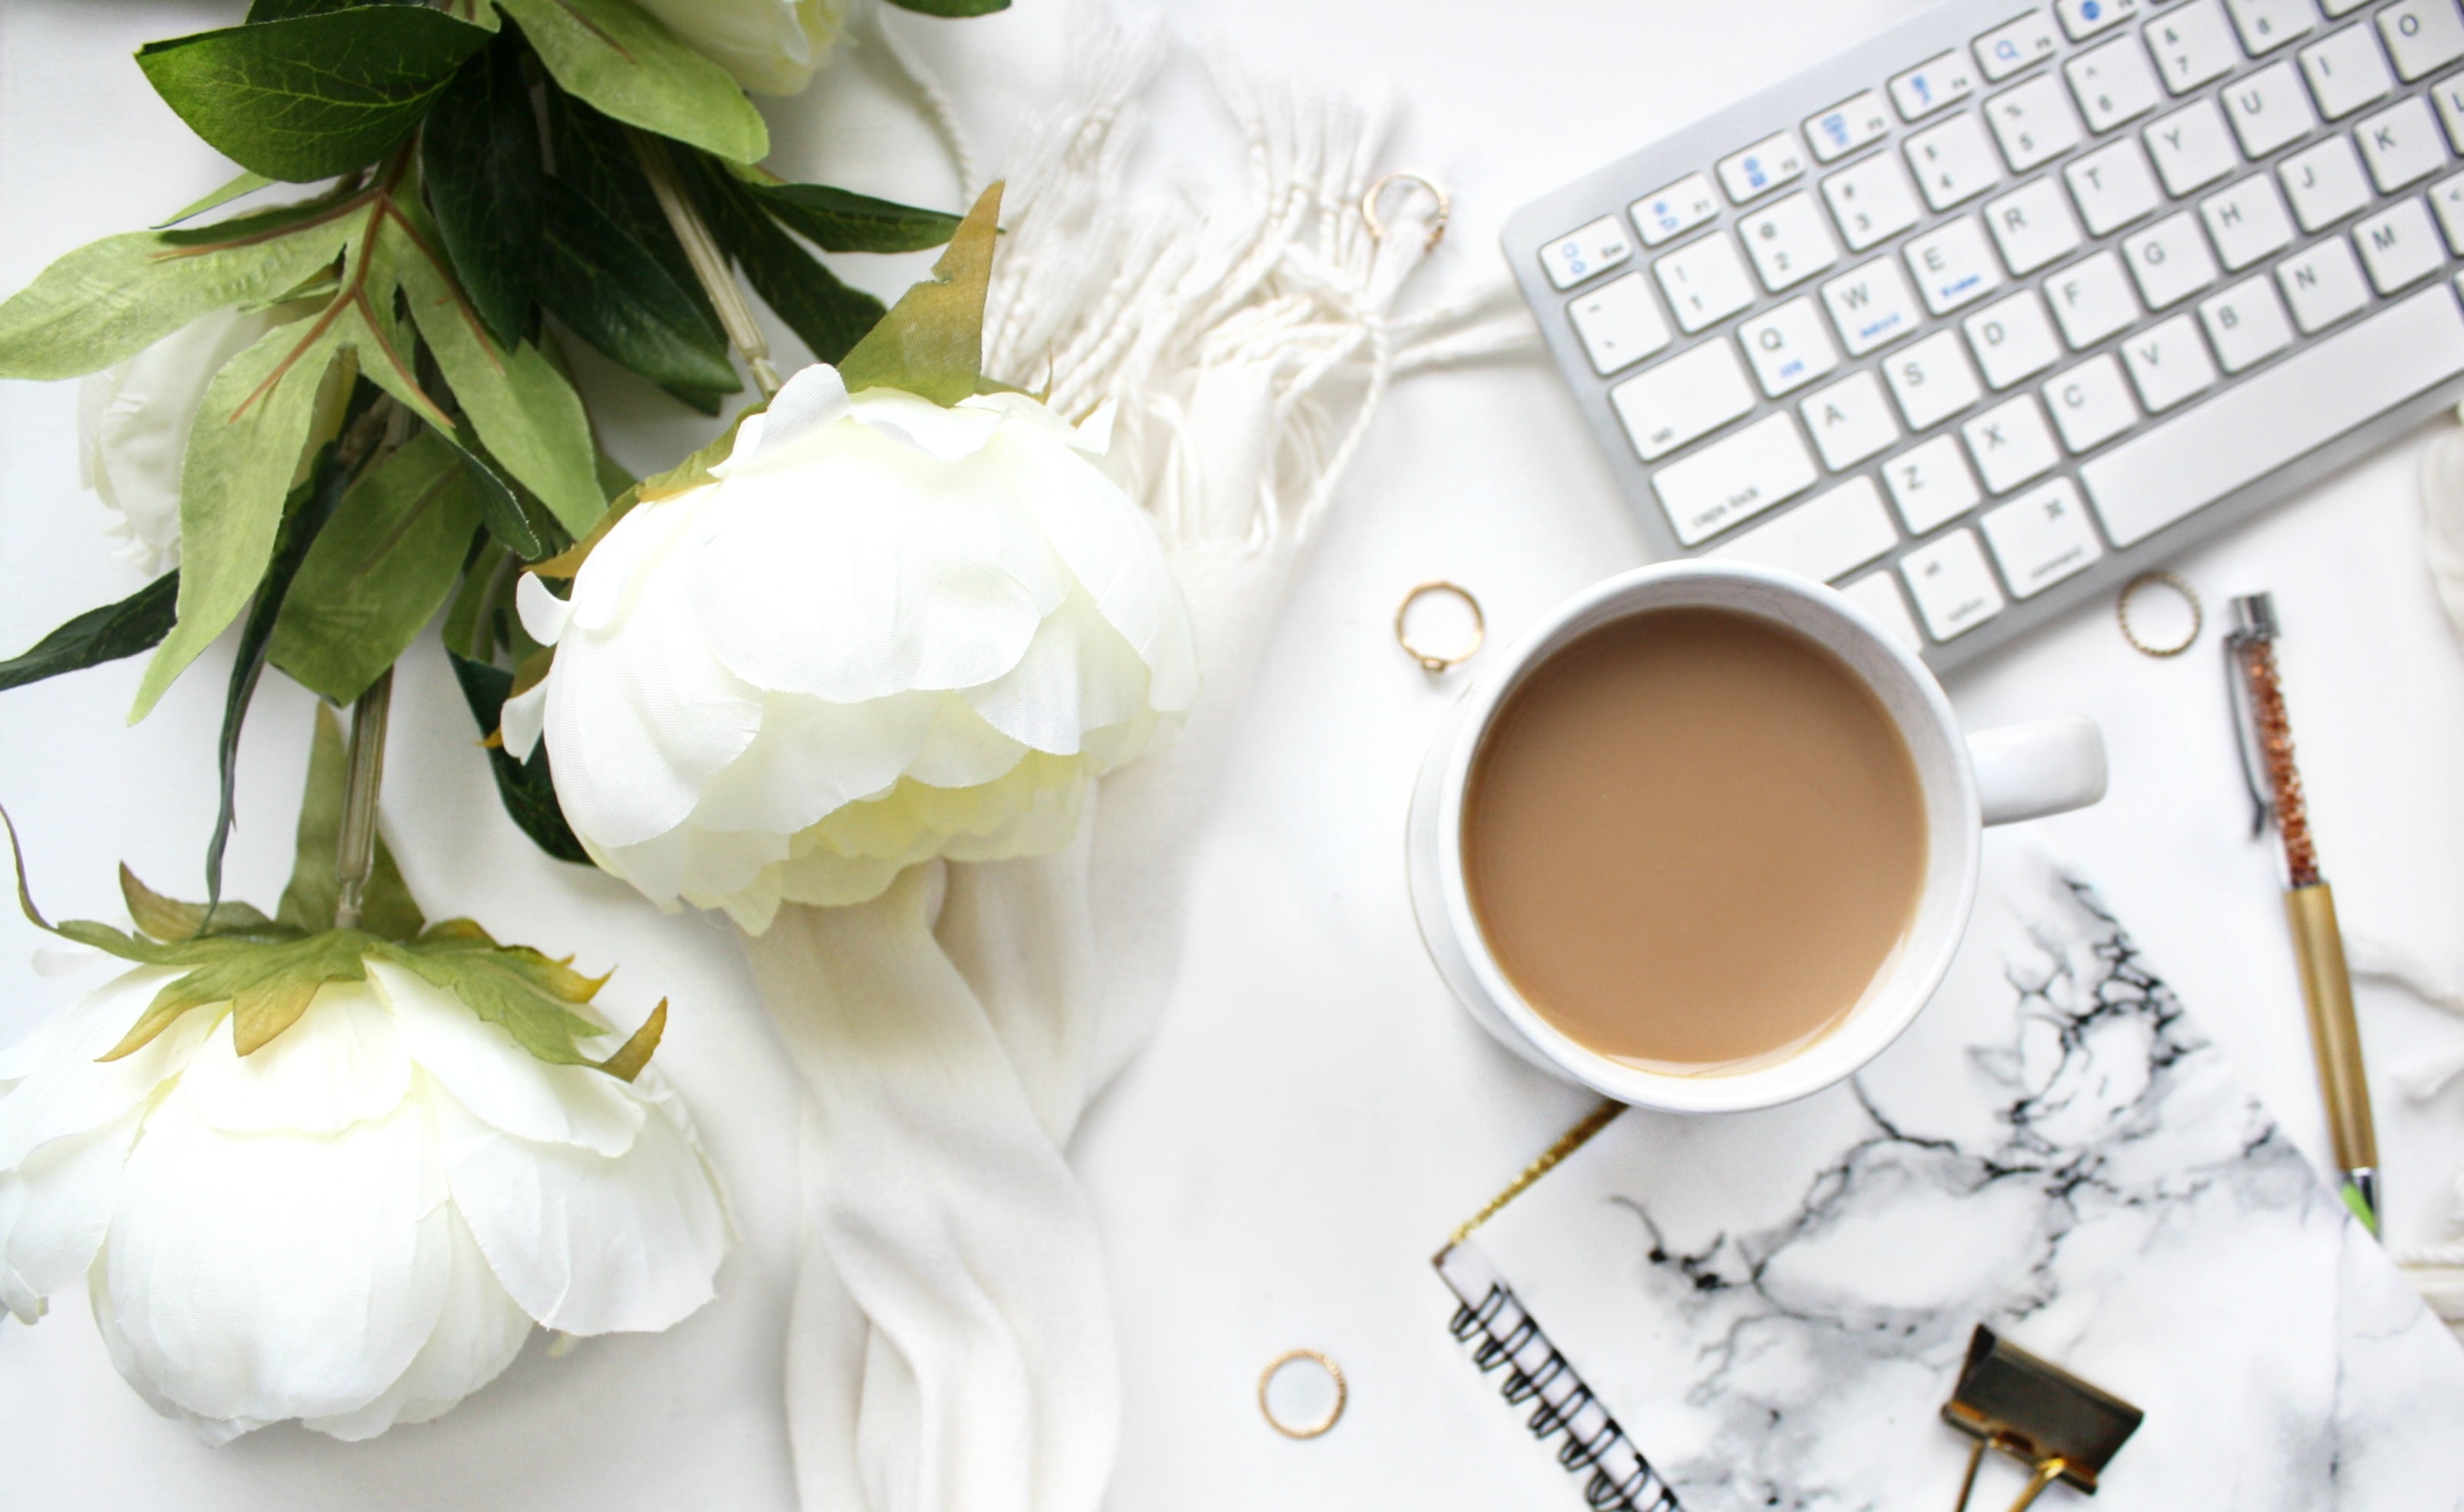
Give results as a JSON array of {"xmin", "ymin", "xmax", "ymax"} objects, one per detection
[{"xmin": 1430, "ymin": 560, "xmax": 1982, "ymax": 1114}]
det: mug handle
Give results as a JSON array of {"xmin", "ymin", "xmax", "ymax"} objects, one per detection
[{"xmin": 1966, "ymin": 714, "xmax": 2108, "ymax": 826}]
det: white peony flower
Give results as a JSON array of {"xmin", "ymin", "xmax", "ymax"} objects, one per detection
[
  {"xmin": 76, "ymin": 305, "xmax": 281, "ymax": 576},
  {"xmin": 0, "ymin": 957, "xmax": 729, "ymax": 1444},
  {"xmin": 632, "ymin": 0, "xmax": 848, "ymax": 95},
  {"xmin": 514, "ymin": 363, "xmax": 1198, "ymax": 933}
]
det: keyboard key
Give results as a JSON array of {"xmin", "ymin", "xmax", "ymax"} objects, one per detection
[
  {"xmin": 2277, "ymin": 235, "xmax": 2372, "ymax": 327},
  {"xmin": 2146, "ymin": 1, "xmax": 2242, "ymax": 93},
  {"xmin": 1907, "ymin": 115, "xmax": 2005, "ymax": 210},
  {"xmin": 1985, "ymin": 178, "xmax": 2086, "ymax": 274},
  {"xmin": 2431, "ymin": 169, "xmax": 2464, "ymax": 249},
  {"xmin": 2067, "ymin": 35, "xmax": 2165, "ymax": 132},
  {"xmin": 1807, "ymin": 91, "xmax": 1895, "ymax": 162},
  {"xmin": 2200, "ymin": 275, "xmax": 2299, "ymax": 369},
  {"xmin": 1800, "ymin": 369, "xmax": 1903, "ymax": 467},
  {"xmin": 1739, "ymin": 192, "xmax": 1842, "ymax": 290},
  {"xmin": 1906, "ymin": 218, "xmax": 2006, "ymax": 312},
  {"xmin": 1567, "ymin": 273, "xmax": 1672, "ymax": 375},
  {"xmin": 2046, "ymin": 353, "xmax": 2142, "ymax": 449},
  {"xmin": 1840, "ymin": 570, "xmax": 1926, "ymax": 650},
  {"xmin": 1822, "ymin": 257, "xmax": 1926, "ymax": 354},
  {"xmin": 1655, "ymin": 233, "xmax": 1757, "ymax": 332},
  {"xmin": 1962, "ymin": 393, "xmax": 2063, "ymax": 492},
  {"xmin": 2200, "ymin": 175, "xmax": 2298, "ymax": 269},
  {"xmin": 2123, "ymin": 211, "xmax": 2222, "ymax": 307},
  {"xmin": 1977, "ymin": 12, "xmax": 2062, "ymax": 82},
  {"xmin": 1900, "ymin": 529, "xmax": 2007, "ymax": 639},
  {"xmin": 1631, "ymin": 173, "xmax": 1722, "ymax": 247},
  {"xmin": 1541, "ymin": 215, "xmax": 1632, "ymax": 290},
  {"xmin": 2379, "ymin": 0, "xmax": 2464, "ymax": 81},
  {"xmin": 2147, "ymin": 100, "xmax": 2241, "ymax": 196},
  {"xmin": 2434, "ymin": 75, "xmax": 2464, "ymax": 152},
  {"xmin": 2356, "ymin": 95, "xmax": 2449, "ymax": 190},
  {"xmin": 1712, "ymin": 476, "xmax": 1899, "ymax": 582},
  {"xmin": 1885, "ymin": 435, "xmax": 1986, "ymax": 532},
  {"xmin": 1652, "ymin": 412, "xmax": 1821, "ymax": 545},
  {"xmin": 2226, "ymin": 0, "xmax": 2319, "ymax": 53},
  {"xmin": 2047, "ymin": 249, "xmax": 2143, "ymax": 345},
  {"xmin": 1718, "ymin": 132, "xmax": 1809, "ymax": 204},
  {"xmin": 1965, "ymin": 289, "xmax": 2065, "ymax": 388},
  {"xmin": 2081, "ymin": 284, "xmax": 2464, "ymax": 544},
  {"xmin": 2279, "ymin": 135, "xmax": 2373, "ymax": 229},
  {"xmin": 2324, "ymin": 0, "xmax": 2371, "ymax": 13},
  {"xmin": 1609, "ymin": 340, "xmax": 1754, "ymax": 459},
  {"xmin": 2299, "ymin": 27, "xmax": 2395, "ymax": 118},
  {"xmin": 1891, "ymin": 50, "xmax": 1979, "ymax": 121},
  {"xmin": 1987, "ymin": 76, "xmax": 2087, "ymax": 172},
  {"xmin": 1982, "ymin": 479, "xmax": 2106, "ymax": 596},
  {"xmin": 2066, "ymin": 137, "xmax": 2164, "ymax": 233},
  {"xmin": 1884, "ymin": 329, "xmax": 1987, "ymax": 429},
  {"xmin": 1822, "ymin": 153, "xmax": 1925, "ymax": 250},
  {"xmin": 2058, "ymin": 0, "xmax": 2142, "ymax": 41},
  {"xmin": 1738, "ymin": 296, "xmax": 1842, "ymax": 396},
  {"xmin": 2121, "ymin": 312, "xmax": 2222, "ymax": 409},
  {"xmin": 2226, "ymin": 62, "xmax": 2322, "ymax": 159},
  {"xmin": 2355, "ymin": 196, "xmax": 2445, "ymax": 289}
]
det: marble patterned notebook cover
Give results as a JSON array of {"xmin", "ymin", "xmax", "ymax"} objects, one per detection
[{"xmin": 1439, "ymin": 842, "xmax": 2464, "ymax": 1511}]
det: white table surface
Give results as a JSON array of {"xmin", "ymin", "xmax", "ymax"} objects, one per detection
[{"xmin": 7, "ymin": 2, "xmax": 2464, "ymax": 1507}]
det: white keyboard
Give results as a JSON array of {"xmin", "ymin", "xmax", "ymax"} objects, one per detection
[{"xmin": 1505, "ymin": 0, "xmax": 2464, "ymax": 668}]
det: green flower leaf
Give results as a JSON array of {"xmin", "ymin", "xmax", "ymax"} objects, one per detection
[
  {"xmin": 121, "ymin": 864, "xmax": 278, "ymax": 943},
  {"xmin": 136, "ymin": 8, "xmax": 495, "ymax": 183},
  {"xmin": 838, "ymin": 181, "xmax": 1002, "ymax": 406},
  {"xmin": 278, "ymin": 703, "xmax": 426, "ymax": 940},
  {"xmin": 269, "ymin": 430, "xmax": 485, "ymax": 705},
  {"xmin": 688, "ymin": 158, "xmax": 885, "ymax": 365},
  {"xmin": 882, "ymin": 0, "xmax": 1013, "ymax": 15},
  {"xmin": 0, "ymin": 572, "xmax": 178, "ymax": 695},
  {"xmin": 388, "ymin": 917, "xmax": 620, "ymax": 1067},
  {"xmin": 0, "ymin": 200, "xmax": 355, "ymax": 381},
  {"xmin": 422, "ymin": 28, "xmax": 542, "ymax": 349},
  {"xmin": 496, "ymin": 0, "xmax": 767, "ymax": 165},
  {"xmin": 537, "ymin": 175, "xmax": 739, "ymax": 396},
  {"xmin": 731, "ymin": 172, "xmax": 964, "ymax": 254},
  {"xmin": 103, "ymin": 928, "xmax": 375, "ymax": 1060},
  {"xmin": 248, "ymin": 0, "xmax": 424, "ymax": 19},
  {"xmin": 157, "ymin": 170, "xmax": 278, "ymax": 230},
  {"xmin": 448, "ymin": 652, "xmax": 591, "ymax": 863}
]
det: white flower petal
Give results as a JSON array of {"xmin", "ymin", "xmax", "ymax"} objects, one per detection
[
  {"xmin": 902, "ymin": 695, "xmax": 1030, "ymax": 790},
  {"xmin": 176, "ymin": 976, "xmax": 410, "ymax": 1134},
  {"xmin": 0, "ymin": 966, "xmax": 215, "ymax": 1168},
  {"xmin": 0, "ymin": 1106, "xmax": 141, "ymax": 1321},
  {"xmin": 86, "ymin": 1258, "xmax": 272, "ymax": 1444},
  {"xmin": 627, "ymin": 0, "xmax": 843, "ymax": 95},
  {"xmin": 499, "ymin": 678, "xmax": 548, "ymax": 761},
  {"xmin": 84, "ymin": 305, "xmax": 280, "ymax": 576},
  {"xmin": 300, "ymin": 1203, "xmax": 532, "ymax": 1441},
  {"xmin": 104, "ymin": 1091, "xmax": 452, "ymax": 1424},
  {"xmin": 435, "ymin": 1083, "xmax": 728, "ymax": 1335},
  {"xmin": 963, "ymin": 591, "xmax": 1157, "ymax": 756},
  {"xmin": 515, "ymin": 572, "xmax": 574, "ymax": 646},
  {"xmin": 719, "ymin": 362, "xmax": 849, "ymax": 474},
  {"xmin": 369, "ymin": 960, "xmax": 644, "ymax": 1158},
  {"xmin": 687, "ymin": 690, "xmax": 941, "ymax": 834}
]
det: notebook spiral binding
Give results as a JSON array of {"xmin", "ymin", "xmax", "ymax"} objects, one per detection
[{"xmin": 1445, "ymin": 1272, "xmax": 1680, "ymax": 1510}]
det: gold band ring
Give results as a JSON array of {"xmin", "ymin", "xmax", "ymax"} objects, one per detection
[
  {"xmin": 2116, "ymin": 571, "xmax": 2202, "ymax": 657},
  {"xmin": 1258, "ymin": 1348, "xmax": 1348, "ymax": 1440},
  {"xmin": 1395, "ymin": 579, "xmax": 1485, "ymax": 672},
  {"xmin": 1362, "ymin": 171, "xmax": 1450, "ymax": 252}
]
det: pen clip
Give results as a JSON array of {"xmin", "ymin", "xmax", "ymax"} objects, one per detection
[{"xmin": 2223, "ymin": 595, "xmax": 2277, "ymax": 842}]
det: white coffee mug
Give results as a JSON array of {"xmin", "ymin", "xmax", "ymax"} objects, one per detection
[{"xmin": 1405, "ymin": 561, "xmax": 2107, "ymax": 1115}]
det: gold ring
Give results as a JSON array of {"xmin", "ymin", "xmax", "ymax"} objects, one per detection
[
  {"xmin": 1395, "ymin": 579, "xmax": 1485, "ymax": 672},
  {"xmin": 1258, "ymin": 1348, "xmax": 1347, "ymax": 1440},
  {"xmin": 1362, "ymin": 171, "xmax": 1450, "ymax": 252},
  {"xmin": 2116, "ymin": 570, "xmax": 2202, "ymax": 657}
]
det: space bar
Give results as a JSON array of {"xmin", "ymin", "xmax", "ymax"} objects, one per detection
[{"xmin": 2080, "ymin": 285, "xmax": 2464, "ymax": 548}]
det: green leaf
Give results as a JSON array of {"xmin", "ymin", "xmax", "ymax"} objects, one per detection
[
  {"xmin": 0, "ymin": 201, "xmax": 354, "ymax": 380},
  {"xmin": 448, "ymin": 653, "xmax": 590, "ymax": 863},
  {"xmin": 443, "ymin": 541, "xmax": 515, "ymax": 661},
  {"xmin": 158, "ymin": 170, "xmax": 278, "ymax": 229},
  {"xmin": 137, "ymin": 8, "xmax": 494, "ymax": 183},
  {"xmin": 495, "ymin": 0, "xmax": 767, "ymax": 165},
  {"xmin": 689, "ymin": 159, "xmax": 886, "ymax": 365},
  {"xmin": 131, "ymin": 318, "xmax": 348, "ymax": 722},
  {"xmin": 883, "ymin": 0, "xmax": 1012, "ymax": 15},
  {"xmin": 248, "ymin": 0, "xmax": 421, "ymax": 18},
  {"xmin": 422, "ymin": 28, "xmax": 542, "ymax": 349},
  {"xmin": 0, "ymin": 572, "xmax": 178, "ymax": 694},
  {"xmin": 278, "ymin": 703, "xmax": 426, "ymax": 940},
  {"xmin": 733, "ymin": 174, "xmax": 964, "ymax": 253},
  {"xmin": 537, "ymin": 175, "xmax": 739, "ymax": 395},
  {"xmin": 269, "ymin": 430, "xmax": 485, "ymax": 703},
  {"xmin": 546, "ymin": 92, "xmax": 716, "ymax": 329},
  {"xmin": 595, "ymin": 999, "xmax": 664, "ymax": 1081},
  {"xmin": 121, "ymin": 864, "xmax": 277, "ymax": 943},
  {"xmin": 838, "ymin": 181, "xmax": 1001, "ymax": 406},
  {"xmin": 104, "ymin": 929, "xmax": 375, "ymax": 1060},
  {"xmin": 388, "ymin": 918, "xmax": 614, "ymax": 1065}
]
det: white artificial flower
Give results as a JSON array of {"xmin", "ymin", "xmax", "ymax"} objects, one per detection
[
  {"xmin": 632, "ymin": 0, "xmax": 848, "ymax": 95},
  {"xmin": 76, "ymin": 305, "xmax": 280, "ymax": 576},
  {"xmin": 515, "ymin": 363, "xmax": 1198, "ymax": 933},
  {"xmin": 0, "ymin": 958, "xmax": 729, "ymax": 1444}
]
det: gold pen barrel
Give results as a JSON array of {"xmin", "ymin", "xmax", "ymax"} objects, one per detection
[{"xmin": 2285, "ymin": 883, "xmax": 2376, "ymax": 1180}]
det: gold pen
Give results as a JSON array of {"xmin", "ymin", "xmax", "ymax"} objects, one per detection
[{"xmin": 2226, "ymin": 592, "xmax": 2379, "ymax": 1234}]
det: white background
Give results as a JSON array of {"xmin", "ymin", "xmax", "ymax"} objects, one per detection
[{"xmin": 6, "ymin": 1, "xmax": 2464, "ymax": 1506}]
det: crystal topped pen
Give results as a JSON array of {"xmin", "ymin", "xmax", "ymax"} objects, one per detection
[{"xmin": 2226, "ymin": 592, "xmax": 2380, "ymax": 1235}]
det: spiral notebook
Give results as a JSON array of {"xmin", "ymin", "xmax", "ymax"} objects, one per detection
[{"xmin": 1432, "ymin": 846, "xmax": 2464, "ymax": 1512}]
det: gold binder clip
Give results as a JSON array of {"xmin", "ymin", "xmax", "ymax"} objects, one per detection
[{"xmin": 1942, "ymin": 1326, "xmax": 2144, "ymax": 1512}]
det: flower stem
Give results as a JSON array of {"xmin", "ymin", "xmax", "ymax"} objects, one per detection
[
  {"xmin": 332, "ymin": 666, "xmax": 393, "ymax": 932},
  {"xmin": 627, "ymin": 130, "xmax": 784, "ymax": 399}
]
